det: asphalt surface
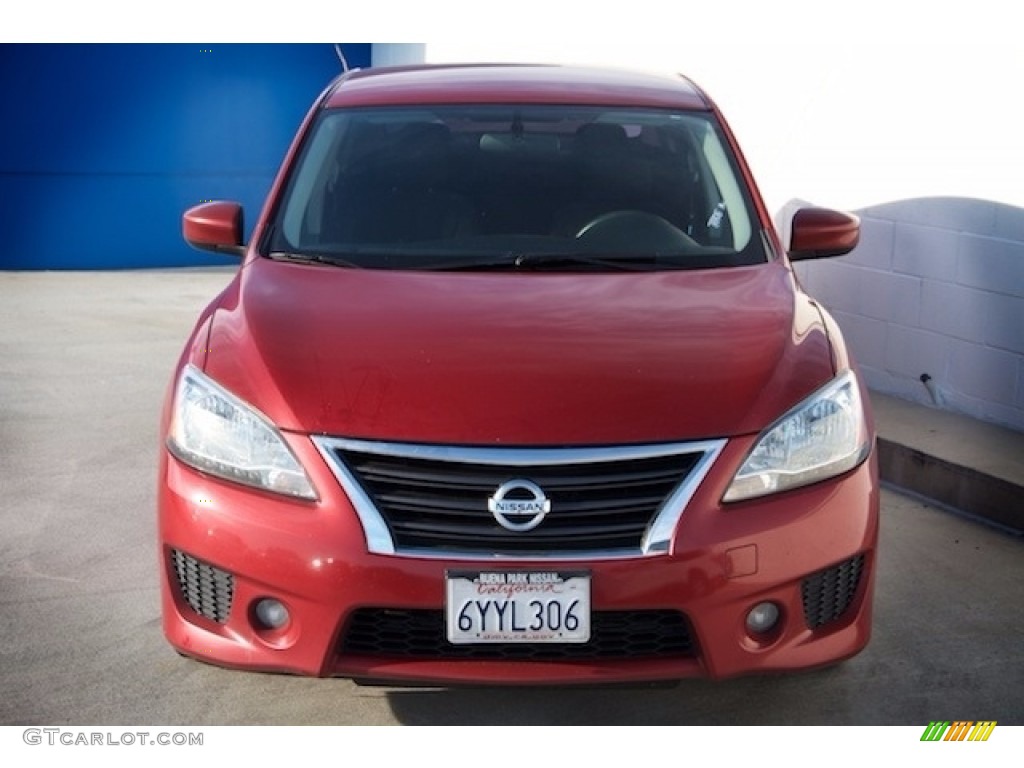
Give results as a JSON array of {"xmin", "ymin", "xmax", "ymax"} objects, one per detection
[{"xmin": 1, "ymin": 269, "xmax": 1021, "ymax": 725}]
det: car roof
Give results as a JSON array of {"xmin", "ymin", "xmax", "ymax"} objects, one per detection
[{"xmin": 323, "ymin": 63, "xmax": 711, "ymax": 111}]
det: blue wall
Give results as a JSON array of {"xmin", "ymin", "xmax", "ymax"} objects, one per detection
[{"xmin": 0, "ymin": 44, "xmax": 371, "ymax": 269}]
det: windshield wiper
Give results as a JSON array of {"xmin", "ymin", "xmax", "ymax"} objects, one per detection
[
  {"xmin": 425, "ymin": 252, "xmax": 661, "ymax": 272},
  {"xmin": 266, "ymin": 251, "xmax": 361, "ymax": 269},
  {"xmin": 515, "ymin": 252, "xmax": 661, "ymax": 271}
]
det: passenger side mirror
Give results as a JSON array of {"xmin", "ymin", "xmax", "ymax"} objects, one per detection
[
  {"xmin": 788, "ymin": 207, "xmax": 860, "ymax": 260},
  {"xmin": 183, "ymin": 201, "xmax": 245, "ymax": 256}
]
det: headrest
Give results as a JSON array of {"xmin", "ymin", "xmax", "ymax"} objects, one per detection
[{"xmin": 575, "ymin": 123, "xmax": 628, "ymax": 152}]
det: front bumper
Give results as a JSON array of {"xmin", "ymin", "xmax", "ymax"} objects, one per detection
[{"xmin": 158, "ymin": 434, "xmax": 879, "ymax": 685}]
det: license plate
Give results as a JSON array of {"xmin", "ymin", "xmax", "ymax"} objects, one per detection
[{"xmin": 445, "ymin": 570, "xmax": 591, "ymax": 644}]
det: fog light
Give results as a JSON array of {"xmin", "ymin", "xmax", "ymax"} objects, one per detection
[
  {"xmin": 746, "ymin": 601, "xmax": 780, "ymax": 634},
  {"xmin": 254, "ymin": 598, "xmax": 289, "ymax": 629}
]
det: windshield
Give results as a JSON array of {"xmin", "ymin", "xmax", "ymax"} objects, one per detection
[{"xmin": 266, "ymin": 105, "xmax": 768, "ymax": 270}]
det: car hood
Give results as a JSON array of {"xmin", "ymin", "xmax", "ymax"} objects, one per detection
[{"xmin": 203, "ymin": 258, "xmax": 833, "ymax": 444}]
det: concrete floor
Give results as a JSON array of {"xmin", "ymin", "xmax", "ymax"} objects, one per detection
[{"xmin": 1, "ymin": 269, "xmax": 1021, "ymax": 725}]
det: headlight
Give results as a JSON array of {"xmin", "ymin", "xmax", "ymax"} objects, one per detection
[
  {"xmin": 723, "ymin": 370, "xmax": 870, "ymax": 502},
  {"xmin": 167, "ymin": 364, "xmax": 317, "ymax": 500}
]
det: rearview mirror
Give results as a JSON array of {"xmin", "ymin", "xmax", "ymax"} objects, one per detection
[
  {"xmin": 182, "ymin": 201, "xmax": 244, "ymax": 256},
  {"xmin": 788, "ymin": 207, "xmax": 860, "ymax": 260}
]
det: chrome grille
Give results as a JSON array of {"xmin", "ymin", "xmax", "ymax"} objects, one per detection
[{"xmin": 313, "ymin": 438, "xmax": 724, "ymax": 558}]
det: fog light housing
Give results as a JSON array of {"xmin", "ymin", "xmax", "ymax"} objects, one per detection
[
  {"xmin": 746, "ymin": 602, "xmax": 780, "ymax": 634},
  {"xmin": 254, "ymin": 598, "xmax": 290, "ymax": 629}
]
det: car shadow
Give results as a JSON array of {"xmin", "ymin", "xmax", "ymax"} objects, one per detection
[{"xmin": 382, "ymin": 665, "xmax": 852, "ymax": 725}]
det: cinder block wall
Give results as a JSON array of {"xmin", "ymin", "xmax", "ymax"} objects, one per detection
[{"xmin": 792, "ymin": 197, "xmax": 1024, "ymax": 431}]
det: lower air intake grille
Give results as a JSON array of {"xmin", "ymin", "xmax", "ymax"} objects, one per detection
[
  {"xmin": 171, "ymin": 549, "xmax": 234, "ymax": 624},
  {"xmin": 340, "ymin": 608, "xmax": 695, "ymax": 660},
  {"xmin": 801, "ymin": 554, "xmax": 865, "ymax": 629}
]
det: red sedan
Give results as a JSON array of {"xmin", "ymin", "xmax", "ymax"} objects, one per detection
[{"xmin": 159, "ymin": 63, "xmax": 878, "ymax": 684}]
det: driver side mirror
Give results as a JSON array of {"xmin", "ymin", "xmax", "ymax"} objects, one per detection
[
  {"xmin": 788, "ymin": 207, "xmax": 860, "ymax": 261},
  {"xmin": 182, "ymin": 201, "xmax": 245, "ymax": 256}
]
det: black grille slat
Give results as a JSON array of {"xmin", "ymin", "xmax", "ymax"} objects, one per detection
[
  {"xmin": 376, "ymin": 493, "xmax": 667, "ymax": 516},
  {"xmin": 391, "ymin": 518, "xmax": 647, "ymax": 539},
  {"xmin": 387, "ymin": 526, "xmax": 646, "ymax": 550},
  {"xmin": 335, "ymin": 449, "xmax": 703, "ymax": 554},
  {"xmin": 369, "ymin": 491, "xmax": 680, "ymax": 514},
  {"xmin": 171, "ymin": 549, "xmax": 234, "ymax": 624},
  {"xmin": 801, "ymin": 554, "xmax": 864, "ymax": 629},
  {"xmin": 341, "ymin": 608, "xmax": 695, "ymax": 660},
  {"xmin": 360, "ymin": 466, "xmax": 688, "ymax": 493},
  {"xmin": 384, "ymin": 534, "xmax": 640, "ymax": 552},
  {"xmin": 375, "ymin": 495, "xmax": 490, "ymax": 514}
]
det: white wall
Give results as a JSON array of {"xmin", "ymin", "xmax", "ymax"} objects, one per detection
[{"xmin": 794, "ymin": 200, "xmax": 1024, "ymax": 430}]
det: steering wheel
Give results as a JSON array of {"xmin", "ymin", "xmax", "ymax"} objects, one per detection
[{"xmin": 575, "ymin": 210, "xmax": 698, "ymax": 251}]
